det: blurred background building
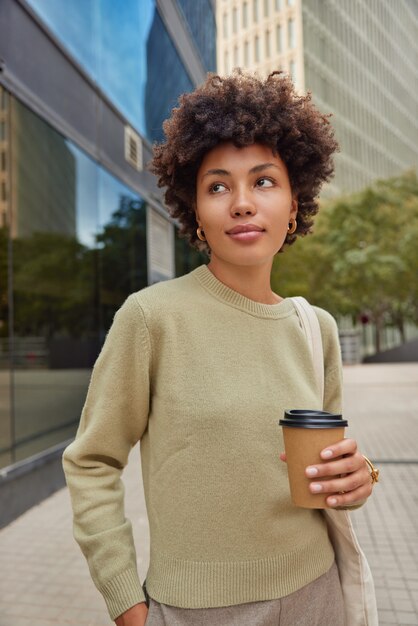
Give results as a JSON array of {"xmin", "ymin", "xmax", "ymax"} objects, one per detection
[
  {"xmin": 216, "ymin": 0, "xmax": 418, "ymax": 195},
  {"xmin": 0, "ymin": 0, "xmax": 215, "ymax": 522}
]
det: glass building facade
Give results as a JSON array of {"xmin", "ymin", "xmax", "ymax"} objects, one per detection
[{"xmin": 0, "ymin": 0, "xmax": 215, "ymax": 469}]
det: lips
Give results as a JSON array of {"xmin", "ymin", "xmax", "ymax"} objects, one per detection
[{"xmin": 226, "ymin": 224, "xmax": 265, "ymax": 234}]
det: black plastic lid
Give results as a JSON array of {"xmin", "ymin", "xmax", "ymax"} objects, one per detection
[{"xmin": 279, "ymin": 409, "xmax": 348, "ymax": 429}]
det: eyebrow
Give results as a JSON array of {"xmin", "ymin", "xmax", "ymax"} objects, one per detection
[{"xmin": 201, "ymin": 162, "xmax": 281, "ymax": 181}]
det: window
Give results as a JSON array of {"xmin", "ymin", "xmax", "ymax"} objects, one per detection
[
  {"xmin": 253, "ymin": 0, "xmax": 259, "ymax": 22},
  {"xmin": 289, "ymin": 59, "xmax": 296, "ymax": 82},
  {"xmin": 275, "ymin": 0, "xmax": 282, "ymax": 10},
  {"xmin": 243, "ymin": 2, "xmax": 248, "ymax": 27},
  {"xmin": 276, "ymin": 24, "xmax": 283, "ymax": 52},
  {"xmin": 244, "ymin": 40, "xmax": 250, "ymax": 65},
  {"xmin": 288, "ymin": 18, "xmax": 295, "ymax": 48},
  {"xmin": 264, "ymin": 0, "xmax": 270, "ymax": 18},
  {"xmin": 224, "ymin": 50, "xmax": 229, "ymax": 74},
  {"xmin": 1, "ymin": 181, "xmax": 6, "ymax": 201},
  {"xmin": 255, "ymin": 35, "xmax": 260, "ymax": 61},
  {"xmin": 0, "ymin": 151, "xmax": 5, "ymax": 171},
  {"xmin": 265, "ymin": 30, "xmax": 271, "ymax": 57},
  {"xmin": 0, "ymin": 121, "xmax": 5, "ymax": 141},
  {"xmin": 223, "ymin": 13, "xmax": 228, "ymax": 38},
  {"xmin": 234, "ymin": 46, "xmax": 239, "ymax": 67},
  {"xmin": 233, "ymin": 7, "xmax": 238, "ymax": 34},
  {"xmin": 287, "ymin": 0, "xmax": 295, "ymax": 6}
]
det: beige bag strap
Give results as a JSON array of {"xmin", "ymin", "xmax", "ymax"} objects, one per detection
[
  {"xmin": 291, "ymin": 297, "xmax": 324, "ymax": 403},
  {"xmin": 291, "ymin": 297, "xmax": 379, "ymax": 625}
]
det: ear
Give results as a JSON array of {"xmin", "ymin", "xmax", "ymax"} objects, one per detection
[{"xmin": 290, "ymin": 197, "xmax": 298, "ymax": 219}]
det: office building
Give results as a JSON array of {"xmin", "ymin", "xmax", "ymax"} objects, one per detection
[
  {"xmin": 216, "ymin": 0, "xmax": 418, "ymax": 194},
  {"xmin": 0, "ymin": 0, "xmax": 216, "ymax": 515}
]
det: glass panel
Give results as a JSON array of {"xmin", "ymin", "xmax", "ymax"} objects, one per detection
[
  {"xmin": 26, "ymin": 0, "xmax": 200, "ymax": 142},
  {"xmin": 97, "ymin": 168, "xmax": 147, "ymax": 333},
  {"xmin": 254, "ymin": 0, "xmax": 259, "ymax": 22},
  {"xmin": 290, "ymin": 59, "xmax": 296, "ymax": 83},
  {"xmin": 243, "ymin": 2, "xmax": 248, "ymax": 28},
  {"xmin": 276, "ymin": 24, "xmax": 283, "ymax": 52},
  {"xmin": 264, "ymin": 0, "xmax": 270, "ymax": 18},
  {"xmin": 288, "ymin": 18, "xmax": 295, "ymax": 49},
  {"xmin": 176, "ymin": 0, "xmax": 216, "ymax": 71},
  {"xmin": 144, "ymin": 11, "xmax": 194, "ymax": 143},
  {"xmin": 244, "ymin": 40, "xmax": 250, "ymax": 66},
  {"xmin": 174, "ymin": 231, "xmax": 206, "ymax": 278},
  {"xmin": 265, "ymin": 30, "xmax": 271, "ymax": 57},
  {"xmin": 0, "ymin": 86, "xmax": 12, "ymax": 468},
  {"xmin": 10, "ymin": 98, "xmax": 98, "ymax": 462},
  {"xmin": 9, "ymin": 95, "xmax": 148, "ymax": 464},
  {"xmin": 255, "ymin": 35, "xmax": 260, "ymax": 62}
]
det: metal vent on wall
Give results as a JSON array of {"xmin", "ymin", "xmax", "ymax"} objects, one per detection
[{"xmin": 124, "ymin": 126, "xmax": 143, "ymax": 171}]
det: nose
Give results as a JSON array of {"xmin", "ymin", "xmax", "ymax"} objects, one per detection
[{"xmin": 230, "ymin": 188, "xmax": 256, "ymax": 218}]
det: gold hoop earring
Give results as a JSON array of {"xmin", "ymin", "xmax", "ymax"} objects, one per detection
[
  {"xmin": 287, "ymin": 218, "xmax": 297, "ymax": 234},
  {"xmin": 196, "ymin": 227, "xmax": 206, "ymax": 242}
]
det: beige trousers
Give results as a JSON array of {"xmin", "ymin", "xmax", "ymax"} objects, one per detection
[{"xmin": 144, "ymin": 561, "xmax": 345, "ymax": 626}]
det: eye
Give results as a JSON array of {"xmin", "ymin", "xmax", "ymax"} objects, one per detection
[
  {"xmin": 256, "ymin": 177, "xmax": 274, "ymax": 188},
  {"xmin": 209, "ymin": 182, "xmax": 228, "ymax": 193}
]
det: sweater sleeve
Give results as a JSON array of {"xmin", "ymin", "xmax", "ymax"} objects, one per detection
[{"xmin": 62, "ymin": 294, "xmax": 151, "ymax": 620}]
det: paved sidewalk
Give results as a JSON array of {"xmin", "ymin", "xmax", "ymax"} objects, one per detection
[{"xmin": 0, "ymin": 363, "xmax": 417, "ymax": 626}]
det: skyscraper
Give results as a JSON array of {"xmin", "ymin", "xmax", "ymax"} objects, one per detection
[{"xmin": 217, "ymin": 0, "xmax": 418, "ymax": 195}]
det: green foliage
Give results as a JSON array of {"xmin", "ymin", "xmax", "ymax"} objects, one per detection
[{"xmin": 272, "ymin": 170, "xmax": 418, "ymax": 350}]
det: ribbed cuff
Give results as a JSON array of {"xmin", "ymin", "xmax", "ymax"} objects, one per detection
[{"xmin": 100, "ymin": 568, "xmax": 146, "ymax": 621}]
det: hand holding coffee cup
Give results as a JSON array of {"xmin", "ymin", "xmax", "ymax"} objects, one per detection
[{"xmin": 279, "ymin": 410, "xmax": 374, "ymax": 508}]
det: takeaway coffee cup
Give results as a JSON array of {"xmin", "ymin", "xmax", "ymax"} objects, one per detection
[{"xmin": 279, "ymin": 409, "xmax": 348, "ymax": 509}]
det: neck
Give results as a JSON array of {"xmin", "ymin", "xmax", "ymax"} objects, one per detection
[{"xmin": 207, "ymin": 258, "xmax": 281, "ymax": 305}]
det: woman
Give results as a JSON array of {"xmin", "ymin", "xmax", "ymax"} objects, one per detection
[{"xmin": 63, "ymin": 71, "xmax": 377, "ymax": 626}]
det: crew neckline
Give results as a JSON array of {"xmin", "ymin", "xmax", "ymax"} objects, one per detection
[{"xmin": 192, "ymin": 265, "xmax": 296, "ymax": 319}]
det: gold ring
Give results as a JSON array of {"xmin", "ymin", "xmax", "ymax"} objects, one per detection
[{"xmin": 363, "ymin": 455, "xmax": 380, "ymax": 484}]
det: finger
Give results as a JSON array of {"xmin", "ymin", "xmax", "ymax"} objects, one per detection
[
  {"xmin": 320, "ymin": 438, "xmax": 358, "ymax": 460},
  {"xmin": 306, "ymin": 451, "xmax": 364, "ymax": 479},
  {"xmin": 279, "ymin": 452, "xmax": 287, "ymax": 463},
  {"xmin": 326, "ymin": 481, "xmax": 373, "ymax": 508},
  {"xmin": 309, "ymin": 467, "xmax": 371, "ymax": 496}
]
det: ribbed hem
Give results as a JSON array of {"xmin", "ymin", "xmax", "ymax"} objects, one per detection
[
  {"xmin": 100, "ymin": 568, "xmax": 146, "ymax": 621},
  {"xmin": 192, "ymin": 265, "xmax": 295, "ymax": 319},
  {"xmin": 145, "ymin": 542, "xmax": 335, "ymax": 609}
]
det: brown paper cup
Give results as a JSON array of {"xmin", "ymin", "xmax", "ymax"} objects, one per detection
[{"xmin": 282, "ymin": 426, "xmax": 345, "ymax": 508}]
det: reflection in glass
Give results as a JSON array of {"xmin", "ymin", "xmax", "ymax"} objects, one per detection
[
  {"xmin": 98, "ymin": 168, "xmax": 147, "ymax": 333},
  {"xmin": 0, "ymin": 86, "xmax": 12, "ymax": 467},
  {"xmin": 144, "ymin": 11, "xmax": 193, "ymax": 143},
  {"xmin": 177, "ymin": 0, "xmax": 216, "ymax": 71},
  {"xmin": 175, "ymin": 230, "xmax": 206, "ymax": 278},
  {"xmin": 4, "ymin": 95, "xmax": 148, "ymax": 466},
  {"xmin": 26, "ymin": 0, "xmax": 215, "ymax": 142}
]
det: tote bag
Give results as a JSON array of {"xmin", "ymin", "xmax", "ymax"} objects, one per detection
[{"xmin": 291, "ymin": 297, "xmax": 379, "ymax": 626}]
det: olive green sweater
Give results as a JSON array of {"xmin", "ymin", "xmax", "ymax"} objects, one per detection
[{"xmin": 63, "ymin": 265, "xmax": 343, "ymax": 621}]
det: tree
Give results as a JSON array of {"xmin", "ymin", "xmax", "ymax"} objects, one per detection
[{"xmin": 272, "ymin": 170, "xmax": 418, "ymax": 353}]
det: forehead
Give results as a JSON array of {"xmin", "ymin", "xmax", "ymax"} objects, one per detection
[{"xmin": 198, "ymin": 142, "xmax": 285, "ymax": 173}]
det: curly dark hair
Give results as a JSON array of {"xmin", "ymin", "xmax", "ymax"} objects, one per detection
[{"xmin": 150, "ymin": 70, "xmax": 339, "ymax": 251}]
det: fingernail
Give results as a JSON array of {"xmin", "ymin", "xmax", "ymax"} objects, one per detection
[
  {"xmin": 328, "ymin": 497, "xmax": 338, "ymax": 506},
  {"xmin": 311, "ymin": 483, "xmax": 322, "ymax": 493},
  {"xmin": 306, "ymin": 467, "xmax": 318, "ymax": 477},
  {"xmin": 321, "ymin": 449, "xmax": 333, "ymax": 459}
]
